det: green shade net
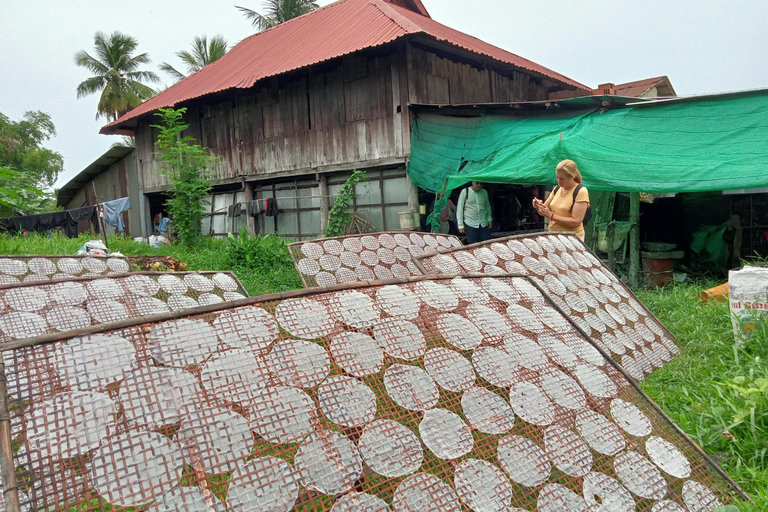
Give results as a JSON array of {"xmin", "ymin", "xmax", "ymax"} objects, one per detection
[{"xmin": 409, "ymin": 90, "xmax": 768, "ymax": 231}]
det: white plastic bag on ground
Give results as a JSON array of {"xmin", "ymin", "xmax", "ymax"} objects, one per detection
[{"xmin": 729, "ymin": 265, "xmax": 768, "ymax": 343}]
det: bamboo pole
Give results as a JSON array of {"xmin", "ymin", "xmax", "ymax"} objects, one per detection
[
  {"xmin": 0, "ymin": 362, "xmax": 21, "ymax": 512},
  {"xmin": 629, "ymin": 192, "xmax": 641, "ymax": 287}
]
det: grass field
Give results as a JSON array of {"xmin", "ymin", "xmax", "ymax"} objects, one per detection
[{"xmin": 0, "ymin": 233, "xmax": 765, "ymax": 510}]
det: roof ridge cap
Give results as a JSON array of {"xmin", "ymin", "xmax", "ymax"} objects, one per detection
[
  {"xmin": 247, "ymin": 0, "xmax": 359, "ymax": 34},
  {"xmin": 372, "ymin": 0, "xmax": 425, "ymax": 34}
]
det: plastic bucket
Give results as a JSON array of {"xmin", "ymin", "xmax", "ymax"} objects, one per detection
[
  {"xmin": 398, "ymin": 210, "xmax": 415, "ymax": 230},
  {"xmin": 643, "ymin": 258, "xmax": 674, "ymax": 287}
]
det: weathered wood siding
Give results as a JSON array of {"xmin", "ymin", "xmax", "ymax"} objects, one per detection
[
  {"xmin": 136, "ymin": 52, "xmax": 400, "ymax": 191},
  {"xmin": 135, "ymin": 42, "xmax": 554, "ymax": 191},
  {"xmin": 406, "ymin": 45, "xmax": 549, "ymax": 105}
]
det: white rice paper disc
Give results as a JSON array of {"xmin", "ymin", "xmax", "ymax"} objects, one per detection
[
  {"xmin": 465, "ymin": 304, "xmax": 511, "ymax": 338},
  {"xmin": 249, "ymin": 385, "xmax": 316, "ymax": 444},
  {"xmin": 330, "ymin": 331, "xmax": 383, "ymax": 377},
  {"xmin": 373, "ymin": 265, "xmax": 393, "ymax": 280},
  {"xmin": 420, "ymin": 408, "xmax": 473, "ymax": 460},
  {"xmin": 224, "ymin": 292, "xmax": 246, "ymax": 301},
  {"xmin": 212, "ymin": 306, "xmax": 278, "ymax": 354},
  {"xmin": 106, "ymin": 257, "xmax": 131, "ymax": 273},
  {"xmin": 320, "ymin": 254, "xmax": 342, "ymax": 271},
  {"xmin": 502, "ymin": 334, "xmax": 548, "ymax": 371},
  {"xmin": 461, "ymin": 387, "xmax": 516, "ymax": 435},
  {"xmin": 611, "ymin": 398, "xmax": 653, "ymax": 437},
  {"xmin": 267, "ymin": 339, "xmax": 330, "ymax": 389},
  {"xmin": 373, "ymin": 318, "xmax": 426, "ymax": 361},
  {"xmin": 497, "ymin": 435, "xmax": 550, "ymax": 487},
  {"xmin": 158, "ymin": 274, "xmax": 188, "ymax": 295},
  {"xmin": 582, "ymin": 472, "xmax": 635, "ymax": 512},
  {"xmin": 228, "ymin": 456, "xmax": 299, "ymax": 512},
  {"xmin": 46, "ymin": 306, "xmax": 91, "ymax": 332},
  {"xmin": 436, "ymin": 313, "xmax": 484, "ymax": 351},
  {"xmin": 358, "ymin": 419, "xmax": 423, "ymax": 478},
  {"xmin": 537, "ymin": 484, "xmax": 590, "ymax": 512},
  {"xmin": 450, "ymin": 277, "xmax": 491, "ymax": 304},
  {"xmin": 146, "ymin": 485, "xmax": 223, "ymax": 512},
  {"xmin": 300, "ymin": 242, "xmax": 324, "ymax": 259},
  {"xmin": 26, "ymin": 391, "xmax": 117, "ymax": 460},
  {"xmin": 275, "ymin": 298, "xmax": 334, "ymax": 339},
  {"xmin": 375, "ymin": 285, "xmax": 421, "ymax": 319},
  {"xmin": 82, "ymin": 257, "xmax": 107, "ymax": 273},
  {"xmin": 55, "ymin": 333, "xmax": 136, "ymax": 391},
  {"xmin": 87, "ymin": 299, "xmax": 129, "ymax": 323},
  {"xmin": 424, "ymin": 347, "xmax": 476, "ymax": 392},
  {"xmin": 392, "ymin": 473, "xmax": 461, "ymax": 512},
  {"xmin": 324, "ymin": 239, "xmax": 344, "ymax": 255},
  {"xmin": 472, "ymin": 346, "xmax": 520, "ymax": 388},
  {"xmin": 538, "ymin": 335, "xmax": 578, "ymax": 369},
  {"xmin": 454, "ymin": 458, "xmax": 514, "ymax": 512},
  {"xmin": 48, "ymin": 281, "xmax": 88, "ymax": 306},
  {"xmin": 184, "ymin": 273, "xmax": 215, "ymax": 292},
  {"xmin": 508, "ymin": 381, "xmax": 555, "ymax": 426},
  {"xmin": 149, "ymin": 318, "xmax": 220, "ymax": 368},
  {"xmin": 544, "ymin": 425, "xmax": 593, "ymax": 477},
  {"xmin": 318, "ymin": 376, "xmax": 377, "ymax": 428},
  {"xmin": 118, "ymin": 366, "xmax": 201, "ymax": 429},
  {"xmin": 384, "ymin": 364, "xmax": 439, "ymax": 411},
  {"xmin": 614, "ymin": 451, "xmax": 668, "ymax": 500},
  {"xmin": 90, "ymin": 431, "xmax": 184, "ymax": 507},
  {"xmin": 198, "ymin": 293, "xmax": 224, "ymax": 306},
  {"xmin": 539, "ymin": 367, "xmax": 587, "ymax": 411},
  {"xmin": 621, "ymin": 354, "xmax": 645, "ymax": 381},
  {"xmin": 123, "ymin": 275, "xmax": 161, "ymax": 297},
  {"xmin": 57, "ymin": 258, "xmax": 83, "ymax": 275},
  {"xmin": 337, "ymin": 266, "xmax": 360, "ymax": 282},
  {"xmin": 682, "ymin": 480, "xmax": 723, "ymax": 512},
  {"xmin": 5, "ymin": 287, "xmax": 49, "ymax": 312},
  {"xmin": 330, "ymin": 291, "xmax": 381, "ymax": 329},
  {"xmin": 168, "ymin": 295, "xmax": 199, "ymax": 311},
  {"xmin": 574, "ymin": 364, "xmax": 618, "ymax": 398},
  {"xmin": 27, "ymin": 258, "xmax": 56, "ymax": 275},
  {"xmin": 176, "ymin": 406, "xmax": 253, "ymax": 474},
  {"xmin": 200, "ymin": 349, "xmax": 270, "ymax": 405},
  {"xmin": 0, "ymin": 311, "xmax": 49, "ymax": 339},
  {"xmin": 505, "ymin": 304, "xmax": 545, "ymax": 333},
  {"xmin": 212, "ymin": 272, "xmax": 239, "ymax": 291},
  {"xmin": 331, "ymin": 493, "xmax": 391, "ymax": 512},
  {"xmin": 651, "ymin": 500, "xmax": 687, "ymax": 512},
  {"xmin": 132, "ymin": 297, "xmax": 171, "ymax": 316},
  {"xmin": 575, "ymin": 409, "xmax": 626, "ymax": 456},
  {"xmin": 339, "ymin": 251, "xmax": 362, "ymax": 269},
  {"xmin": 295, "ymin": 430, "xmax": 362, "ymax": 495},
  {"xmin": 413, "ymin": 281, "xmax": 459, "ymax": 311},
  {"xmin": 646, "ymin": 436, "xmax": 692, "ymax": 478},
  {"xmin": 0, "ymin": 258, "xmax": 28, "ymax": 276}
]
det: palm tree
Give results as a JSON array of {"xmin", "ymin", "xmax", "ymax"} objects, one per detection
[
  {"xmin": 75, "ymin": 31, "xmax": 160, "ymax": 121},
  {"xmin": 236, "ymin": 0, "xmax": 319, "ymax": 31},
  {"xmin": 159, "ymin": 35, "xmax": 229, "ymax": 82}
]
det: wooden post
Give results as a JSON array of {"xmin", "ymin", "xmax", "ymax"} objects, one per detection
[
  {"xmin": 0, "ymin": 362, "xmax": 21, "ymax": 512},
  {"xmin": 244, "ymin": 182, "xmax": 256, "ymax": 236},
  {"xmin": 607, "ymin": 222, "xmax": 616, "ymax": 272},
  {"xmin": 90, "ymin": 182, "xmax": 109, "ymax": 250},
  {"xmin": 318, "ymin": 173, "xmax": 329, "ymax": 235},
  {"xmin": 629, "ymin": 192, "xmax": 641, "ymax": 288}
]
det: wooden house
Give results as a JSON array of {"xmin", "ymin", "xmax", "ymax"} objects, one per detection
[{"xmin": 101, "ymin": 0, "xmax": 590, "ymax": 239}]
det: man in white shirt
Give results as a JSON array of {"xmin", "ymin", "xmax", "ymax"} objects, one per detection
[{"xmin": 456, "ymin": 181, "xmax": 493, "ymax": 243}]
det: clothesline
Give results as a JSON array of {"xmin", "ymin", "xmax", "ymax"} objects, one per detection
[{"xmin": 0, "ymin": 197, "xmax": 132, "ymax": 238}]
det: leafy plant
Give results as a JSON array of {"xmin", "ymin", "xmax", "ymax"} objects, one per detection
[
  {"xmin": 325, "ymin": 170, "xmax": 367, "ymax": 238},
  {"xmin": 152, "ymin": 107, "xmax": 216, "ymax": 248},
  {"xmin": 226, "ymin": 227, "xmax": 290, "ymax": 269}
]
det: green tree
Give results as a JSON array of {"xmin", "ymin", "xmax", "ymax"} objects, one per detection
[
  {"xmin": 236, "ymin": 0, "xmax": 319, "ymax": 31},
  {"xmin": 152, "ymin": 108, "xmax": 217, "ymax": 248},
  {"xmin": 75, "ymin": 31, "xmax": 160, "ymax": 121},
  {"xmin": 0, "ymin": 166, "xmax": 45, "ymax": 218},
  {"xmin": 0, "ymin": 111, "xmax": 63, "ymax": 194},
  {"xmin": 160, "ymin": 35, "xmax": 229, "ymax": 82}
]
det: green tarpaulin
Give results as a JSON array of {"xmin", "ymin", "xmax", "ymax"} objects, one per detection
[{"xmin": 407, "ymin": 89, "xmax": 768, "ymax": 196}]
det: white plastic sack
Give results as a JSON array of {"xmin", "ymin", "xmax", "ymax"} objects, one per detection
[{"xmin": 729, "ymin": 265, "xmax": 768, "ymax": 343}]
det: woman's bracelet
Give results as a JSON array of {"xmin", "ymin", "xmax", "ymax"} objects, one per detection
[{"xmin": 551, "ymin": 213, "xmax": 556, "ymax": 221}]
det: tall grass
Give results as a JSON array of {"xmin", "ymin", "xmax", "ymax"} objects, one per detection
[
  {"xmin": 637, "ymin": 283, "xmax": 768, "ymax": 511},
  {"xmin": 0, "ymin": 232, "xmax": 302, "ymax": 296}
]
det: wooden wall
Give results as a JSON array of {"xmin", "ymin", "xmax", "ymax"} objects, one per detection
[{"xmin": 135, "ymin": 41, "xmax": 557, "ymax": 192}]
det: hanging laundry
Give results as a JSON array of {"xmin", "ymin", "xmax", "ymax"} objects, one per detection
[
  {"xmin": 1, "ymin": 205, "xmax": 99, "ymax": 238},
  {"xmin": 228, "ymin": 203, "xmax": 243, "ymax": 217},
  {"xmin": 266, "ymin": 197, "xmax": 280, "ymax": 217},
  {"xmin": 247, "ymin": 199, "xmax": 261, "ymax": 216},
  {"xmin": 103, "ymin": 197, "xmax": 131, "ymax": 233}
]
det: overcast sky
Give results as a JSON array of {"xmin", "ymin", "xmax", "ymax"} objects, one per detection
[{"xmin": 2, "ymin": 0, "xmax": 767, "ymax": 190}]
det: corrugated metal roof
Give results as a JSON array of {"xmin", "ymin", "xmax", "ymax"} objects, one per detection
[
  {"xmin": 57, "ymin": 146, "xmax": 134, "ymax": 207},
  {"xmin": 615, "ymin": 76, "xmax": 669, "ymax": 98},
  {"xmin": 101, "ymin": 0, "xmax": 590, "ymax": 134}
]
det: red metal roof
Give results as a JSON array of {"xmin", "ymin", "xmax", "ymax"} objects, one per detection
[
  {"xmin": 616, "ymin": 76, "xmax": 673, "ymax": 98},
  {"xmin": 101, "ymin": 0, "xmax": 590, "ymax": 134}
]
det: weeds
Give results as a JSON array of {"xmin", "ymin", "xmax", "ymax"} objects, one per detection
[{"xmin": 637, "ymin": 282, "xmax": 768, "ymax": 510}]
